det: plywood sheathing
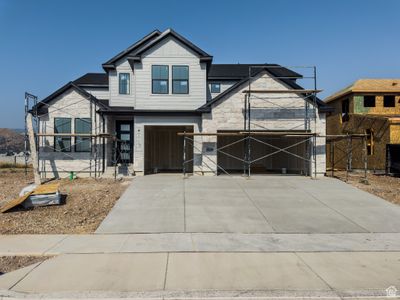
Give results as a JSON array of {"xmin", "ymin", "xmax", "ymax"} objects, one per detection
[
  {"xmin": 325, "ymin": 79, "xmax": 400, "ymax": 103},
  {"xmin": 326, "ymin": 114, "xmax": 391, "ymax": 170}
]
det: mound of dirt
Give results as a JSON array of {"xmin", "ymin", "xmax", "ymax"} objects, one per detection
[
  {"xmin": 0, "ymin": 128, "xmax": 25, "ymax": 153},
  {"xmin": 0, "ymin": 169, "xmax": 131, "ymax": 234}
]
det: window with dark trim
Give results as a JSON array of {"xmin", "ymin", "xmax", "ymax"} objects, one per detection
[
  {"xmin": 341, "ymin": 98, "xmax": 349, "ymax": 122},
  {"xmin": 54, "ymin": 118, "xmax": 71, "ymax": 152},
  {"xmin": 119, "ymin": 73, "xmax": 130, "ymax": 95},
  {"xmin": 152, "ymin": 65, "xmax": 169, "ymax": 94},
  {"xmin": 172, "ymin": 65, "xmax": 189, "ymax": 94},
  {"xmin": 363, "ymin": 95, "xmax": 376, "ymax": 107},
  {"xmin": 384, "ymin": 95, "xmax": 395, "ymax": 107},
  {"xmin": 210, "ymin": 83, "xmax": 221, "ymax": 93},
  {"xmin": 75, "ymin": 118, "xmax": 91, "ymax": 152}
]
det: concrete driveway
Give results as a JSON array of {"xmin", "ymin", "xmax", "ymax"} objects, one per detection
[{"xmin": 96, "ymin": 174, "xmax": 400, "ymax": 234}]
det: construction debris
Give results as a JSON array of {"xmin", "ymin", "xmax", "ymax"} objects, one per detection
[
  {"xmin": 0, "ymin": 182, "xmax": 60, "ymax": 213},
  {"xmin": 0, "ymin": 169, "xmax": 130, "ymax": 234}
]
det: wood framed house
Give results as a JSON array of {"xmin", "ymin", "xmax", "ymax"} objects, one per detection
[{"xmin": 325, "ymin": 79, "xmax": 400, "ymax": 174}]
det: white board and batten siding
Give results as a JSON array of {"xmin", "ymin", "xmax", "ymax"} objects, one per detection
[
  {"xmin": 109, "ymin": 59, "xmax": 134, "ymax": 107},
  {"xmin": 109, "ymin": 36, "xmax": 207, "ymax": 110}
]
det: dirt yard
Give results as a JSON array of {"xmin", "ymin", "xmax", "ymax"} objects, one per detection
[
  {"xmin": 329, "ymin": 171, "xmax": 400, "ymax": 205},
  {"xmin": 0, "ymin": 169, "xmax": 131, "ymax": 234},
  {"xmin": 0, "ymin": 256, "xmax": 51, "ymax": 275}
]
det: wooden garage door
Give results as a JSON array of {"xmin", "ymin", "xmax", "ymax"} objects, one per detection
[{"xmin": 144, "ymin": 126, "xmax": 193, "ymax": 174}]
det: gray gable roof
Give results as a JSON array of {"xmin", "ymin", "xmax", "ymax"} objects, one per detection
[
  {"xmin": 198, "ymin": 68, "xmax": 332, "ymax": 113},
  {"xmin": 208, "ymin": 64, "xmax": 302, "ymax": 80},
  {"xmin": 102, "ymin": 30, "xmax": 161, "ymax": 70},
  {"xmin": 33, "ymin": 81, "xmax": 109, "ymax": 115},
  {"xmin": 131, "ymin": 28, "xmax": 212, "ymax": 60},
  {"xmin": 102, "ymin": 29, "xmax": 212, "ymax": 71},
  {"xmin": 73, "ymin": 73, "xmax": 108, "ymax": 86}
]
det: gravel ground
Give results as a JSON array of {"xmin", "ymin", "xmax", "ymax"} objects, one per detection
[
  {"xmin": 0, "ymin": 256, "xmax": 51, "ymax": 275},
  {"xmin": 328, "ymin": 171, "xmax": 400, "ymax": 205},
  {"xmin": 0, "ymin": 169, "xmax": 131, "ymax": 234}
]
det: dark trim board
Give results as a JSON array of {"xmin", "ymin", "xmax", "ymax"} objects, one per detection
[{"xmin": 99, "ymin": 110, "xmax": 202, "ymax": 116}]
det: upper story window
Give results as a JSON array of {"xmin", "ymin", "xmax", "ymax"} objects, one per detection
[
  {"xmin": 363, "ymin": 95, "xmax": 375, "ymax": 107},
  {"xmin": 172, "ymin": 66, "xmax": 189, "ymax": 94},
  {"xmin": 75, "ymin": 118, "xmax": 91, "ymax": 152},
  {"xmin": 152, "ymin": 65, "xmax": 169, "ymax": 94},
  {"xmin": 54, "ymin": 118, "xmax": 71, "ymax": 152},
  {"xmin": 384, "ymin": 95, "xmax": 395, "ymax": 107},
  {"xmin": 210, "ymin": 83, "xmax": 221, "ymax": 93},
  {"xmin": 119, "ymin": 73, "xmax": 130, "ymax": 95},
  {"xmin": 341, "ymin": 98, "xmax": 349, "ymax": 122}
]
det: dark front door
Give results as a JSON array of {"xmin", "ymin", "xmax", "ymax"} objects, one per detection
[{"xmin": 116, "ymin": 121, "xmax": 133, "ymax": 164}]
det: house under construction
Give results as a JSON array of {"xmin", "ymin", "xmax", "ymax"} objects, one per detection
[
  {"xmin": 325, "ymin": 79, "xmax": 400, "ymax": 175},
  {"xmin": 25, "ymin": 29, "xmax": 332, "ymax": 179}
]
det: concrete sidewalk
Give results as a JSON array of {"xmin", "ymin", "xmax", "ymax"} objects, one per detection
[
  {"xmin": 2, "ymin": 233, "xmax": 400, "ymax": 255},
  {"xmin": 1, "ymin": 251, "xmax": 399, "ymax": 298}
]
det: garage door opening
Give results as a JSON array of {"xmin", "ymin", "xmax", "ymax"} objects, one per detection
[
  {"xmin": 386, "ymin": 144, "xmax": 400, "ymax": 175},
  {"xmin": 144, "ymin": 126, "xmax": 193, "ymax": 175},
  {"xmin": 217, "ymin": 132, "xmax": 310, "ymax": 175}
]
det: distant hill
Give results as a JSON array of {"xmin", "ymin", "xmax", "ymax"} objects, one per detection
[{"xmin": 0, "ymin": 128, "xmax": 25, "ymax": 154}]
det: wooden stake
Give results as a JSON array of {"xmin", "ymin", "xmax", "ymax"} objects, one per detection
[{"xmin": 26, "ymin": 113, "xmax": 41, "ymax": 185}]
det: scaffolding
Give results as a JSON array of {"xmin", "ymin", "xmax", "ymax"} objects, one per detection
[
  {"xmin": 181, "ymin": 65, "xmax": 322, "ymax": 178},
  {"xmin": 326, "ymin": 133, "xmax": 369, "ymax": 184},
  {"xmin": 24, "ymin": 92, "xmax": 129, "ymax": 181}
]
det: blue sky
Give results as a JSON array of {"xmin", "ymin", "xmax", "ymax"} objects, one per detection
[{"xmin": 0, "ymin": 0, "xmax": 399, "ymax": 128}]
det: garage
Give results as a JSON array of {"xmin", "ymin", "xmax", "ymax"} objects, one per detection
[
  {"xmin": 217, "ymin": 132, "xmax": 310, "ymax": 175},
  {"xmin": 144, "ymin": 125, "xmax": 193, "ymax": 174},
  {"xmin": 386, "ymin": 144, "xmax": 400, "ymax": 175}
]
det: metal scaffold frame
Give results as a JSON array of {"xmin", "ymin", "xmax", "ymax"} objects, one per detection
[
  {"xmin": 326, "ymin": 133, "xmax": 369, "ymax": 184},
  {"xmin": 24, "ymin": 92, "xmax": 129, "ymax": 181},
  {"xmin": 180, "ymin": 65, "xmax": 322, "ymax": 178}
]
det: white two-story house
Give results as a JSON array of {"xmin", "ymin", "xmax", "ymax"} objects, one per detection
[{"xmin": 34, "ymin": 28, "xmax": 330, "ymax": 178}]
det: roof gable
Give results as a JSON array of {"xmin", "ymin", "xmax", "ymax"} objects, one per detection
[
  {"xmin": 102, "ymin": 30, "xmax": 161, "ymax": 70},
  {"xmin": 198, "ymin": 68, "xmax": 330, "ymax": 112},
  {"xmin": 102, "ymin": 29, "xmax": 212, "ymax": 71},
  {"xmin": 35, "ymin": 82, "xmax": 108, "ymax": 113},
  {"xmin": 132, "ymin": 28, "xmax": 212, "ymax": 61},
  {"xmin": 325, "ymin": 79, "xmax": 400, "ymax": 103}
]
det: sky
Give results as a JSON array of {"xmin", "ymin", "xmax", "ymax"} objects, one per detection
[{"xmin": 0, "ymin": 0, "xmax": 399, "ymax": 128}]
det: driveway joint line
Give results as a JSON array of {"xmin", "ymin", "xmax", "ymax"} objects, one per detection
[
  {"xmin": 235, "ymin": 178, "xmax": 277, "ymax": 232},
  {"xmin": 294, "ymin": 252, "xmax": 338, "ymax": 296},
  {"xmin": 298, "ymin": 186, "xmax": 371, "ymax": 233},
  {"xmin": 117, "ymin": 234, "xmax": 132, "ymax": 252},
  {"xmin": 8, "ymin": 258, "xmax": 47, "ymax": 291},
  {"xmin": 42, "ymin": 235, "xmax": 69, "ymax": 255},
  {"xmin": 163, "ymin": 252, "xmax": 170, "ymax": 290}
]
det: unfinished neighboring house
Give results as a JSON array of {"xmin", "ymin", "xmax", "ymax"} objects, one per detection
[
  {"xmin": 32, "ymin": 28, "xmax": 330, "ymax": 178},
  {"xmin": 325, "ymin": 79, "xmax": 400, "ymax": 174}
]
